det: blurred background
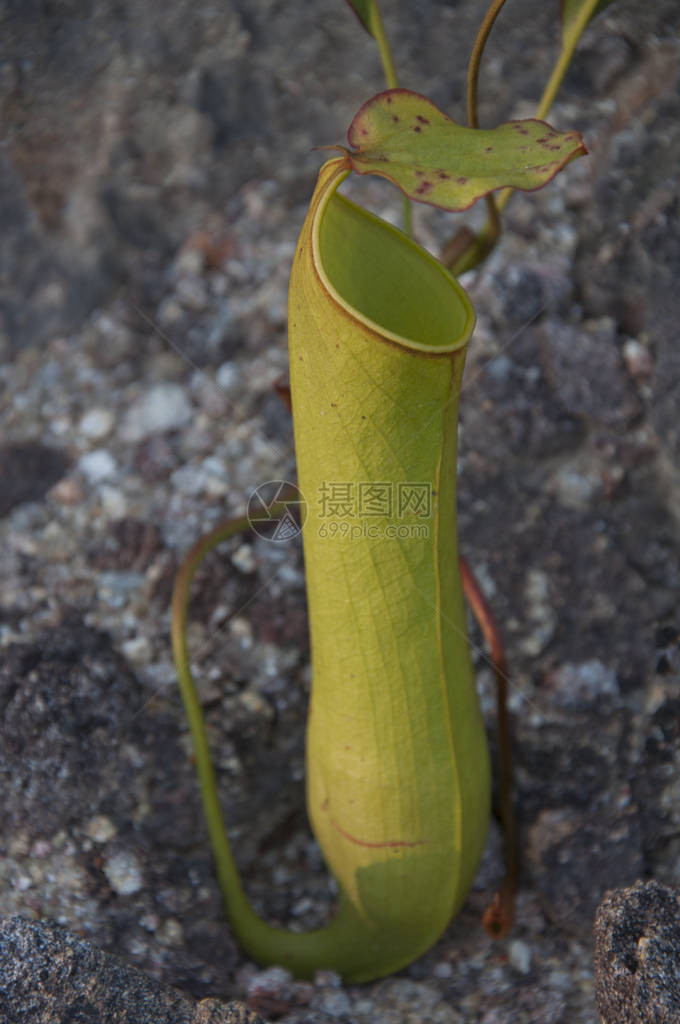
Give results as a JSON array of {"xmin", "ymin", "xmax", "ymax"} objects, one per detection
[{"xmin": 1, "ymin": 1, "xmax": 679, "ymax": 1021}]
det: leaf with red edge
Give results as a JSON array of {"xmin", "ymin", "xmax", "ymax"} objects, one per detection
[{"xmin": 340, "ymin": 89, "xmax": 587, "ymax": 212}]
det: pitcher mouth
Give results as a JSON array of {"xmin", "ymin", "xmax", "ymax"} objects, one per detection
[{"xmin": 312, "ymin": 159, "xmax": 476, "ymax": 356}]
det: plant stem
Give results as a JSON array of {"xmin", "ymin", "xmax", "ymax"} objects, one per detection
[
  {"xmin": 370, "ymin": 0, "xmax": 412, "ymax": 236},
  {"xmin": 489, "ymin": 1, "xmax": 597, "ymax": 222},
  {"xmin": 442, "ymin": 0, "xmax": 509, "ymax": 274},
  {"xmin": 459, "ymin": 555, "xmax": 517, "ymax": 937},
  {"xmin": 371, "ymin": 1, "xmax": 398, "ymax": 91},
  {"xmin": 453, "ymin": 0, "xmax": 509, "ymax": 271},
  {"xmin": 171, "ymin": 511, "xmax": 262, "ymax": 924},
  {"xmin": 466, "ymin": 0, "xmax": 510, "ymax": 131},
  {"xmin": 446, "ymin": 0, "xmax": 601, "ymax": 274},
  {"xmin": 171, "ymin": 499, "xmax": 304, "ymax": 944},
  {"xmin": 537, "ymin": 1, "xmax": 601, "ymax": 123}
]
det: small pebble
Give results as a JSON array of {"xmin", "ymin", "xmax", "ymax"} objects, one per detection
[
  {"xmin": 202, "ymin": 455, "xmax": 228, "ymax": 495},
  {"xmin": 550, "ymin": 660, "xmax": 619, "ymax": 705},
  {"xmin": 99, "ymin": 485, "xmax": 128, "ymax": 520},
  {"xmin": 314, "ymin": 970, "xmax": 343, "ymax": 988},
  {"xmin": 8, "ymin": 531, "xmax": 39, "ymax": 556},
  {"xmin": 156, "ymin": 296, "xmax": 184, "ymax": 326},
  {"xmin": 247, "ymin": 966, "xmax": 295, "ymax": 1016},
  {"xmin": 548, "ymin": 969, "xmax": 573, "ymax": 991},
  {"xmin": 78, "ymin": 408, "xmax": 114, "ymax": 440},
  {"xmin": 171, "ymin": 464, "xmax": 207, "ymax": 496},
  {"xmin": 176, "ymin": 276, "xmax": 208, "ymax": 312},
  {"xmin": 508, "ymin": 938, "xmax": 532, "ymax": 975},
  {"xmin": 102, "ymin": 850, "xmax": 144, "ymax": 895},
  {"xmin": 232, "ymin": 543, "xmax": 256, "ymax": 574},
  {"xmin": 291, "ymin": 896, "xmax": 314, "ymax": 917},
  {"xmin": 173, "ymin": 246, "xmax": 205, "ymax": 277},
  {"xmin": 240, "ymin": 689, "xmax": 274, "ymax": 720},
  {"xmin": 215, "ymin": 362, "xmax": 239, "ymax": 393},
  {"xmin": 525, "ymin": 569, "xmax": 552, "ymax": 620},
  {"xmin": 321, "ymin": 989, "xmax": 352, "ymax": 1018},
  {"xmin": 354, "ymin": 999, "xmax": 375, "ymax": 1015},
  {"xmin": 78, "ymin": 449, "xmax": 117, "ymax": 484},
  {"xmin": 49, "ymin": 416, "xmax": 71, "ymax": 436},
  {"xmin": 84, "ymin": 815, "xmax": 117, "ymax": 843},
  {"xmin": 121, "ymin": 384, "xmax": 193, "ymax": 442},
  {"xmin": 97, "ymin": 571, "xmax": 145, "ymax": 609},
  {"xmin": 49, "ymin": 477, "xmax": 84, "ymax": 505},
  {"xmin": 121, "ymin": 636, "xmax": 152, "ymax": 665},
  {"xmin": 520, "ymin": 568, "xmax": 556, "ymax": 655},
  {"xmin": 229, "ymin": 615, "xmax": 254, "ymax": 649},
  {"xmin": 622, "ymin": 338, "xmax": 653, "ymax": 378},
  {"xmin": 486, "ymin": 355, "xmax": 515, "ymax": 382},
  {"xmin": 156, "ymin": 917, "xmax": 184, "ymax": 947},
  {"xmin": 553, "ymin": 466, "xmax": 597, "ymax": 510},
  {"xmin": 433, "ymin": 961, "xmax": 454, "ymax": 979},
  {"xmin": 42, "ymin": 521, "xmax": 77, "ymax": 559}
]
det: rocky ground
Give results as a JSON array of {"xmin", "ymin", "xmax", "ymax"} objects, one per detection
[{"xmin": 1, "ymin": 1, "xmax": 679, "ymax": 1022}]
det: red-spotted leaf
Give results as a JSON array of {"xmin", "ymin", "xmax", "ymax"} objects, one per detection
[
  {"xmin": 561, "ymin": 0, "xmax": 616, "ymax": 36},
  {"xmin": 342, "ymin": 89, "xmax": 587, "ymax": 212},
  {"xmin": 345, "ymin": 0, "xmax": 380, "ymax": 37}
]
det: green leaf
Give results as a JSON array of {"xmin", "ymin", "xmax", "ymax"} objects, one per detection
[
  {"xmin": 341, "ymin": 89, "xmax": 587, "ymax": 212},
  {"xmin": 344, "ymin": 0, "xmax": 381, "ymax": 38},
  {"xmin": 561, "ymin": 0, "xmax": 616, "ymax": 36}
]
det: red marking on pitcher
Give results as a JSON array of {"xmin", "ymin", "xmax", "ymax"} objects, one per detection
[{"xmin": 329, "ymin": 815, "xmax": 430, "ymax": 849}]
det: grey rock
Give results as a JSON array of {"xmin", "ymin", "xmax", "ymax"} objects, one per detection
[
  {"xmin": 0, "ymin": 916, "xmax": 268, "ymax": 1024},
  {"xmin": 594, "ymin": 880, "xmax": 680, "ymax": 1024},
  {"xmin": 572, "ymin": 35, "xmax": 680, "ymax": 510},
  {"xmin": 196, "ymin": 1002, "xmax": 268, "ymax": 1024},
  {"xmin": 632, "ymin": 700, "xmax": 680, "ymax": 887},
  {"xmin": 246, "ymin": 968, "xmax": 296, "ymax": 1019},
  {"xmin": 0, "ymin": 442, "xmax": 71, "ymax": 518},
  {"xmin": 527, "ymin": 807, "xmax": 644, "ymax": 938},
  {"xmin": 368, "ymin": 979, "xmax": 464, "ymax": 1024},
  {"xmin": 547, "ymin": 660, "xmax": 619, "ymax": 708},
  {"xmin": 540, "ymin": 318, "xmax": 637, "ymax": 426},
  {"xmin": 0, "ymin": 624, "xmax": 147, "ymax": 839}
]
